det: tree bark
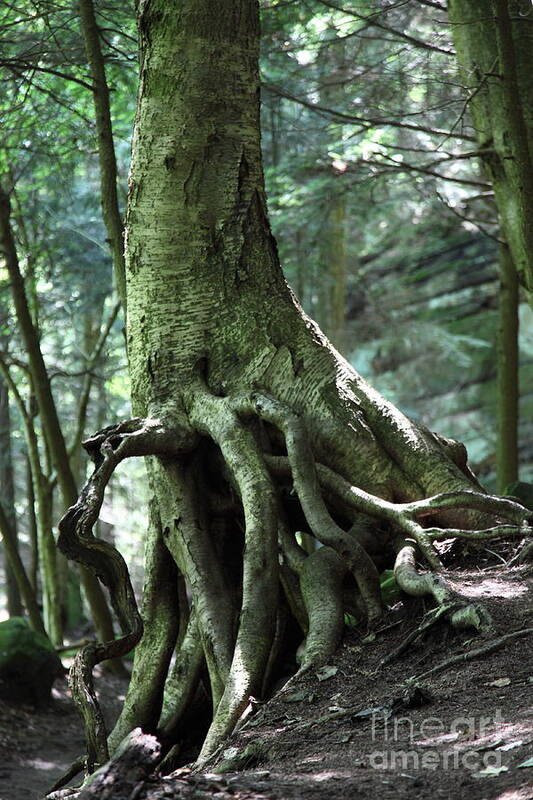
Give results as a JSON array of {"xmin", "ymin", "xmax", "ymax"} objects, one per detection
[
  {"xmin": 496, "ymin": 242, "xmax": 519, "ymax": 492},
  {"xmin": 447, "ymin": 0, "xmax": 533, "ymax": 300},
  {"xmin": 78, "ymin": 0, "xmax": 127, "ymax": 314},
  {"xmin": 26, "ymin": 451, "xmax": 39, "ymax": 591}
]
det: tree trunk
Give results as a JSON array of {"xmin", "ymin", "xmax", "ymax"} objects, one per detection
[
  {"xmin": 0, "ymin": 376, "xmax": 22, "ymax": 617},
  {"xmin": 78, "ymin": 0, "xmax": 127, "ymax": 313},
  {"xmin": 447, "ymin": 0, "xmax": 533, "ymax": 300},
  {"xmin": 26, "ymin": 451, "xmax": 39, "ymax": 592},
  {"xmin": 327, "ymin": 183, "xmax": 347, "ymax": 353},
  {"xmin": 0, "ymin": 188, "xmax": 116, "ymax": 647},
  {"xmin": 0, "ymin": 500, "xmax": 45, "ymax": 635},
  {"xmin": 57, "ymin": 0, "xmax": 533, "ymax": 777},
  {"xmin": 496, "ymin": 242, "xmax": 519, "ymax": 492}
]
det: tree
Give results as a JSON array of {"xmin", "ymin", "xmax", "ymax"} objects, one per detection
[
  {"xmin": 0, "ymin": 0, "xmax": 136, "ymax": 646},
  {"xmin": 57, "ymin": 0, "xmax": 532, "ymax": 782},
  {"xmin": 0, "ymin": 187, "xmax": 118, "ymax": 647},
  {"xmin": 448, "ymin": 0, "xmax": 533, "ymax": 301},
  {"xmin": 445, "ymin": 0, "xmax": 533, "ymax": 491}
]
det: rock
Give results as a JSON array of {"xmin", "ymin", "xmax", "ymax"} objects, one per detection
[{"xmin": 0, "ymin": 617, "xmax": 63, "ymax": 706}]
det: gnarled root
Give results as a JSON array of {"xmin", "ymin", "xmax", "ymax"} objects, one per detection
[
  {"xmin": 394, "ymin": 539, "xmax": 492, "ymax": 633},
  {"xmin": 239, "ymin": 393, "xmax": 383, "ymax": 623},
  {"xmin": 379, "ymin": 538, "xmax": 494, "ymax": 668},
  {"xmin": 187, "ymin": 388, "xmax": 279, "ymax": 765},
  {"xmin": 56, "ymin": 391, "xmax": 533, "ymax": 780},
  {"xmin": 57, "ymin": 416, "xmax": 195, "ymax": 773}
]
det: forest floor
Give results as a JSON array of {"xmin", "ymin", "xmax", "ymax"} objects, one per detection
[
  {"xmin": 1, "ymin": 549, "xmax": 533, "ymax": 800},
  {"xmin": 0, "ymin": 665, "xmax": 127, "ymax": 800}
]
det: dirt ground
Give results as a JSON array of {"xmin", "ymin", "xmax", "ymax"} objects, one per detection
[
  {"xmin": 0, "ymin": 667, "xmax": 127, "ymax": 800},
  {"xmin": 2, "ymin": 557, "xmax": 533, "ymax": 800}
]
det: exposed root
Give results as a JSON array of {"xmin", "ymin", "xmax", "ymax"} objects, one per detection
[
  {"xmin": 47, "ymin": 755, "xmax": 85, "ymax": 796},
  {"xmin": 265, "ymin": 454, "xmax": 532, "ymax": 566},
  {"xmin": 279, "ymin": 560, "xmax": 308, "ymax": 632},
  {"xmin": 243, "ymin": 394, "xmax": 383, "ymax": 623},
  {"xmin": 278, "ymin": 518, "xmax": 348, "ymax": 669},
  {"xmin": 107, "ymin": 500, "xmax": 180, "ymax": 754},
  {"xmin": 379, "ymin": 606, "xmax": 451, "ymax": 667},
  {"xmin": 426, "ymin": 523, "xmax": 532, "ymax": 541},
  {"xmin": 57, "ymin": 396, "xmax": 533, "ymax": 778},
  {"xmin": 401, "ymin": 490, "xmax": 532, "ymax": 523},
  {"xmin": 57, "ymin": 417, "xmax": 194, "ymax": 772},
  {"xmin": 157, "ymin": 460, "xmax": 235, "ymax": 709},
  {"xmin": 509, "ymin": 539, "xmax": 533, "ymax": 565},
  {"xmin": 394, "ymin": 539, "xmax": 492, "ymax": 634},
  {"xmin": 187, "ymin": 389, "xmax": 279, "ymax": 765},
  {"xmin": 159, "ymin": 608, "xmax": 204, "ymax": 736},
  {"xmin": 265, "ymin": 454, "xmax": 442, "ymax": 569},
  {"xmin": 408, "ymin": 626, "xmax": 533, "ymax": 683},
  {"xmin": 299, "ymin": 547, "xmax": 347, "ymax": 670}
]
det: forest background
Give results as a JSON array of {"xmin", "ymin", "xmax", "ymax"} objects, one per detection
[{"xmin": 0, "ymin": 0, "xmax": 531, "ymax": 647}]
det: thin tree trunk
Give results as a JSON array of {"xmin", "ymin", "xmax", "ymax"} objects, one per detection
[
  {"xmin": 496, "ymin": 242, "xmax": 519, "ymax": 492},
  {"xmin": 78, "ymin": 0, "xmax": 127, "ymax": 314},
  {"xmin": 491, "ymin": 0, "xmax": 533, "ymax": 299},
  {"xmin": 0, "ymin": 363, "xmax": 63, "ymax": 644},
  {"xmin": 0, "ymin": 187, "xmax": 116, "ymax": 646},
  {"xmin": 0, "ymin": 377, "xmax": 22, "ymax": 616},
  {"xmin": 0, "ymin": 501, "xmax": 45, "ymax": 635},
  {"xmin": 319, "ymin": 34, "xmax": 348, "ymax": 352},
  {"xmin": 448, "ymin": 0, "xmax": 533, "ymax": 301},
  {"xmin": 26, "ymin": 452, "xmax": 39, "ymax": 591},
  {"xmin": 329, "ymin": 186, "xmax": 347, "ymax": 353}
]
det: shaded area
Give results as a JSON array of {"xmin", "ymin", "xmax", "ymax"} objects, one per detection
[{"xmin": 0, "ymin": 667, "xmax": 127, "ymax": 800}]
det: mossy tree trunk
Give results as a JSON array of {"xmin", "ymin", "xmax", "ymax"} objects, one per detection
[
  {"xmin": 447, "ymin": 0, "xmax": 533, "ymax": 301},
  {"xmin": 57, "ymin": 0, "xmax": 533, "ymax": 779}
]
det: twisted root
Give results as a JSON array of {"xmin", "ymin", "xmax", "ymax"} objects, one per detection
[{"xmin": 55, "ymin": 389, "xmax": 533, "ymax": 782}]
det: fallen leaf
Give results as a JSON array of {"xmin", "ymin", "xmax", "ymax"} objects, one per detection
[
  {"xmin": 487, "ymin": 678, "xmax": 511, "ymax": 688},
  {"xmin": 497, "ymin": 741, "xmax": 523, "ymax": 751},
  {"xmin": 473, "ymin": 765, "xmax": 509, "ymax": 778},
  {"xmin": 518, "ymin": 757, "xmax": 533, "ymax": 768}
]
